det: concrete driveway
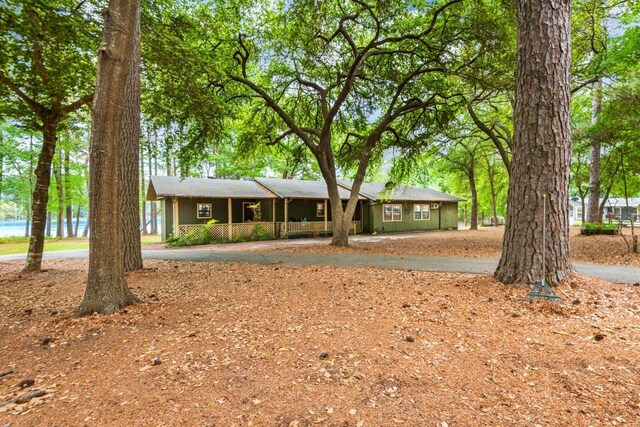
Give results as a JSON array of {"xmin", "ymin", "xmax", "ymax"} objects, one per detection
[{"xmin": 1, "ymin": 248, "xmax": 638, "ymax": 285}]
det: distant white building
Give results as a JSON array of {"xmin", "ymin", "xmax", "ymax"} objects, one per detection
[{"xmin": 569, "ymin": 197, "xmax": 640, "ymax": 224}]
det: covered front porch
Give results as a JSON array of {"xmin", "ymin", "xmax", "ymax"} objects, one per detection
[{"xmin": 170, "ymin": 197, "xmax": 364, "ymax": 241}]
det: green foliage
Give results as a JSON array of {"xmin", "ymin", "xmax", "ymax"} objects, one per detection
[
  {"xmin": 581, "ymin": 222, "xmax": 619, "ymax": 235},
  {"xmin": 0, "ymin": 0, "xmax": 99, "ymax": 126}
]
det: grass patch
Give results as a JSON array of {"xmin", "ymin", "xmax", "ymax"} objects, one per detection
[{"xmin": 0, "ymin": 234, "xmax": 161, "ymax": 256}]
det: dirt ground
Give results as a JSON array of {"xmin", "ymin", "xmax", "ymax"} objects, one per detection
[
  {"xmin": 255, "ymin": 227, "xmax": 640, "ymax": 267},
  {"xmin": 0, "ymin": 259, "xmax": 639, "ymax": 426}
]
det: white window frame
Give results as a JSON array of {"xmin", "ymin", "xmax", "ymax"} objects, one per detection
[
  {"xmin": 383, "ymin": 204, "xmax": 402, "ymax": 222},
  {"xmin": 316, "ymin": 202, "xmax": 325, "ymax": 218},
  {"xmin": 576, "ymin": 206, "xmax": 582, "ymax": 220},
  {"xmin": 197, "ymin": 203, "xmax": 212, "ymax": 219},
  {"xmin": 413, "ymin": 204, "xmax": 430, "ymax": 220}
]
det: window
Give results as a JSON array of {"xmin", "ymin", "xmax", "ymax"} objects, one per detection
[
  {"xmin": 197, "ymin": 203, "xmax": 212, "ymax": 219},
  {"xmin": 383, "ymin": 204, "xmax": 402, "ymax": 222},
  {"xmin": 414, "ymin": 204, "xmax": 430, "ymax": 220},
  {"xmin": 316, "ymin": 202, "xmax": 325, "ymax": 217},
  {"xmin": 576, "ymin": 206, "xmax": 582, "ymax": 220}
]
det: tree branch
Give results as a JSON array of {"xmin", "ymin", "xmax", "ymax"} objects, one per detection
[
  {"xmin": 61, "ymin": 93, "xmax": 94, "ymax": 116},
  {"xmin": 0, "ymin": 73, "xmax": 44, "ymax": 114}
]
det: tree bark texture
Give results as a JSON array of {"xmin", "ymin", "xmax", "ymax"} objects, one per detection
[
  {"xmin": 121, "ymin": 4, "xmax": 143, "ymax": 272},
  {"xmin": 587, "ymin": 79, "xmax": 602, "ymax": 223},
  {"xmin": 25, "ymin": 121, "xmax": 57, "ymax": 271},
  {"xmin": 77, "ymin": 0, "xmax": 139, "ymax": 316},
  {"xmin": 495, "ymin": 0, "xmax": 573, "ymax": 286}
]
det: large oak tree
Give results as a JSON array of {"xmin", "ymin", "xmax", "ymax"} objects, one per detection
[
  {"xmin": 0, "ymin": 1, "xmax": 98, "ymax": 271},
  {"xmin": 223, "ymin": 0, "xmax": 476, "ymax": 246}
]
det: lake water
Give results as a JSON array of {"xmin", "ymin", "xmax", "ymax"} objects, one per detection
[
  {"xmin": 0, "ymin": 220, "xmax": 88, "ymax": 237},
  {"xmin": 0, "ymin": 219, "xmax": 161, "ymax": 237}
]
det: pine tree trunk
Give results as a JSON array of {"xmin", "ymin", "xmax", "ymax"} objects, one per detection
[
  {"xmin": 65, "ymin": 150, "xmax": 74, "ymax": 238},
  {"xmin": 148, "ymin": 143, "xmax": 157, "ymax": 234},
  {"xmin": 495, "ymin": 0, "xmax": 573, "ymax": 286},
  {"xmin": 151, "ymin": 154, "xmax": 158, "ymax": 234},
  {"xmin": 587, "ymin": 79, "xmax": 602, "ymax": 223},
  {"xmin": 468, "ymin": 170, "xmax": 479, "ymax": 231},
  {"xmin": 121, "ymin": 3, "xmax": 143, "ymax": 272},
  {"xmin": 77, "ymin": 0, "xmax": 139, "ymax": 316},
  {"xmin": 74, "ymin": 205, "xmax": 81, "ymax": 237},
  {"xmin": 54, "ymin": 157, "xmax": 64, "ymax": 238},
  {"xmin": 46, "ymin": 211, "xmax": 52, "ymax": 238},
  {"xmin": 25, "ymin": 120, "xmax": 58, "ymax": 271},
  {"xmin": 140, "ymin": 144, "xmax": 148, "ymax": 235}
]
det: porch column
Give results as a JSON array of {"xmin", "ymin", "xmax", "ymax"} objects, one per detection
[
  {"xmin": 324, "ymin": 199, "xmax": 328, "ymax": 231},
  {"xmin": 284, "ymin": 198, "xmax": 289, "ymax": 237},
  {"xmin": 272, "ymin": 199, "xmax": 276, "ymax": 236},
  {"xmin": 228, "ymin": 197, "xmax": 232, "ymax": 240},
  {"xmin": 172, "ymin": 198, "xmax": 179, "ymax": 237},
  {"xmin": 360, "ymin": 201, "xmax": 364, "ymax": 233}
]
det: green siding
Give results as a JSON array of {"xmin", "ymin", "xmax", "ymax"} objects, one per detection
[
  {"xmin": 161, "ymin": 199, "xmax": 172, "ymax": 240},
  {"xmin": 159, "ymin": 196, "xmax": 456, "ymax": 240},
  {"xmin": 439, "ymin": 202, "xmax": 458, "ymax": 229},
  {"xmin": 368, "ymin": 201, "xmax": 459, "ymax": 233}
]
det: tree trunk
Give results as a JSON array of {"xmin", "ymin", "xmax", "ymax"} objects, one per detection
[
  {"xmin": 0, "ymin": 151, "xmax": 3, "ymax": 203},
  {"xmin": 74, "ymin": 204, "xmax": 81, "ymax": 237},
  {"xmin": 140, "ymin": 140, "xmax": 148, "ymax": 235},
  {"xmin": 587, "ymin": 79, "xmax": 602, "ymax": 223},
  {"xmin": 65, "ymin": 149, "xmax": 74, "ymax": 238},
  {"xmin": 580, "ymin": 196, "xmax": 586, "ymax": 225},
  {"xmin": 148, "ymin": 143, "xmax": 157, "ymax": 234},
  {"xmin": 54, "ymin": 154, "xmax": 64, "ymax": 238},
  {"xmin": 46, "ymin": 211, "xmax": 52, "ymax": 238},
  {"xmin": 77, "ymin": 0, "xmax": 139, "ymax": 316},
  {"xmin": 121, "ymin": 3, "xmax": 143, "ymax": 272},
  {"xmin": 495, "ymin": 0, "xmax": 572, "ymax": 286},
  {"xmin": 25, "ymin": 121, "xmax": 58, "ymax": 271},
  {"xmin": 468, "ymin": 169, "xmax": 479, "ymax": 230},
  {"xmin": 486, "ymin": 159, "xmax": 499, "ymax": 227}
]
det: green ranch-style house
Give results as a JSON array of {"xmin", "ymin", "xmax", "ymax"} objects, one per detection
[{"xmin": 146, "ymin": 176, "xmax": 465, "ymax": 242}]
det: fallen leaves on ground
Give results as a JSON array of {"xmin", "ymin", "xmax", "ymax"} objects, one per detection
[{"xmin": 0, "ymin": 259, "xmax": 638, "ymax": 426}]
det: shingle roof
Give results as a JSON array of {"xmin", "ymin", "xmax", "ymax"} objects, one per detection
[
  {"xmin": 146, "ymin": 176, "xmax": 464, "ymax": 202},
  {"xmin": 605, "ymin": 197, "xmax": 640, "ymax": 207},
  {"xmin": 339, "ymin": 181, "xmax": 465, "ymax": 202},
  {"xmin": 254, "ymin": 177, "xmax": 363, "ymax": 200},
  {"xmin": 147, "ymin": 176, "xmax": 277, "ymax": 200}
]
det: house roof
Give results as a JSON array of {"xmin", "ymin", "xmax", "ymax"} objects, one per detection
[
  {"xmin": 147, "ymin": 176, "xmax": 277, "ymax": 200},
  {"xmin": 339, "ymin": 180, "xmax": 466, "ymax": 202},
  {"xmin": 146, "ymin": 175, "xmax": 463, "ymax": 203},
  {"xmin": 605, "ymin": 197, "xmax": 640, "ymax": 207},
  {"xmin": 254, "ymin": 177, "xmax": 364, "ymax": 200}
]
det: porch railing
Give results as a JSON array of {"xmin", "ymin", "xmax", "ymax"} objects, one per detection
[
  {"xmin": 177, "ymin": 220, "xmax": 360, "ymax": 241},
  {"xmin": 178, "ymin": 222, "xmax": 279, "ymax": 241},
  {"xmin": 286, "ymin": 220, "xmax": 361, "ymax": 235}
]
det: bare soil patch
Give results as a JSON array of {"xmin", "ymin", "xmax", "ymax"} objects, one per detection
[
  {"xmin": 257, "ymin": 227, "xmax": 640, "ymax": 266},
  {"xmin": 0, "ymin": 259, "xmax": 639, "ymax": 426}
]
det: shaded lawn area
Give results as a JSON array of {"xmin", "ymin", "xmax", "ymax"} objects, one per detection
[
  {"xmin": 0, "ymin": 234, "xmax": 161, "ymax": 256},
  {"xmin": 0, "ymin": 259, "xmax": 638, "ymax": 426}
]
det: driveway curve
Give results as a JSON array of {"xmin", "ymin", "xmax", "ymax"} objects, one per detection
[{"xmin": 1, "ymin": 248, "xmax": 638, "ymax": 285}]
